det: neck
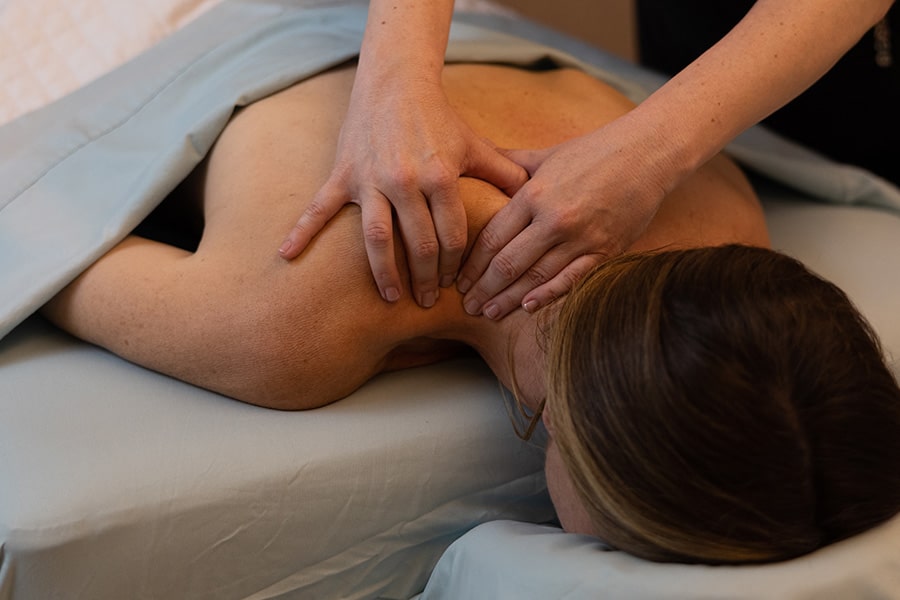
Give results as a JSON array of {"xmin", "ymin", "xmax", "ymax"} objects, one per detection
[
  {"xmin": 413, "ymin": 176, "xmax": 547, "ymax": 409},
  {"xmin": 436, "ymin": 300, "xmax": 546, "ymax": 412}
]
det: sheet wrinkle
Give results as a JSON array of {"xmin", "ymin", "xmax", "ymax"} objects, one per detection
[
  {"xmin": 194, "ymin": 512, "xmax": 269, "ymax": 561},
  {"xmin": 241, "ymin": 472, "xmax": 550, "ymax": 598},
  {"xmin": 4, "ymin": 3, "xmax": 900, "ymax": 343},
  {"xmin": 1, "ymin": 17, "xmax": 259, "ymax": 204},
  {"xmin": 2, "ymin": 6, "xmax": 899, "ymax": 598}
]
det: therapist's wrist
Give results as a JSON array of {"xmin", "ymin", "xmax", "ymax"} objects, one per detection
[
  {"xmin": 351, "ymin": 61, "xmax": 444, "ymax": 112},
  {"xmin": 612, "ymin": 104, "xmax": 708, "ymax": 200},
  {"xmin": 356, "ymin": 44, "xmax": 444, "ymax": 93}
]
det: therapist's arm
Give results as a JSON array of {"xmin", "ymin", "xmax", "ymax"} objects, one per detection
[
  {"xmin": 280, "ymin": 0, "xmax": 526, "ymax": 308},
  {"xmin": 457, "ymin": 0, "xmax": 895, "ymax": 320},
  {"xmin": 632, "ymin": 0, "xmax": 893, "ymax": 180}
]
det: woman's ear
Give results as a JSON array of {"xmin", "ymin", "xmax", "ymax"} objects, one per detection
[{"xmin": 542, "ymin": 399, "xmax": 555, "ymax": 436}]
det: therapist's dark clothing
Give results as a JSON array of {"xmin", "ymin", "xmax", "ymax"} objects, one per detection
[{"xmin": 636, "ymin": 1, "xmax": 899, "ymax": 186}]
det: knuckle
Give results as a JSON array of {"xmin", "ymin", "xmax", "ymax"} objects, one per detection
[
  {"xmin": 477, "ymin": 227, "xmax": 505, "ymax": 255},
  {"xmin": 303, "ymin": 200, "xmax": 329, "ymax": 222},
  {"xmin": 364, "ymin": 222, "xmax": 393, "ymax": 249},
  {"xmin": 491, "ymin": 253, "xmax": 519, "ymax": 282},
  {"xmin": 427, "ymin": 168, "xmax": 456, "ymax": 195},
  {"xmin": 288, "ymin": 221, "xmax": 307, "ymax": 237},
  {"xmin": 544, "ymin": 208, "xmax": 577, "ymax": 234},
  {"xmin": 560, "ymin": 268, "xmax": 583, "ymax": 292},
  {"xmin": 441, "ymin": 230, "xmax": 468, "ymax": 255},
  {"xmin": 519, "ymin": 182, "xmax": 545, "ymax": 206},
  {"xmin": 411, "ymin": 238, "xmax": 440, "ymax": 262},
  {"xmin": 557, "ymin": 259, "xmax": 596, "ymax": 294},
  {"xmin": 389, "ymin": 166, "xmax": 417, "ymax": 191},
  {"xmin": 524, "ymin": 264, "xmax": 553, "ymax": 288}
]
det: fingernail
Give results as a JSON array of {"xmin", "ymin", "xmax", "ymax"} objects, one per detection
[
  {"xmin": 440, "ymin": 275, "xmax": 455, "ymax": 288},
  {"xmin": 457, "ymin": 277, "xmax": 472, "ymax": 294},
  {"xmin": 464, "ymin": 298, "xmax": 481, "ymax": 316},
  {"xmin": 483, "ymin": 303, "xmax": 501, "ymax": 320},
  {"xmin": 523, "ymin": 299, "xmax": 540, "ymax": 313},
  {"xmin": 420, "ymin": 290, "xmax": 437, "ymax": 308},
  {"xmin": 278, "ymin": 239, "xmax": 292, "ymax": 256},
  {"xmin": 384, "ymin": 287, "xmax": 400, "ymax": 302}
]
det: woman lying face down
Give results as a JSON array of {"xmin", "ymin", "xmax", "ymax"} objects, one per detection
[
  {"xmin": 42, "ymin": 62, "xmax": 900, "ymax": 564},
  {"xmin": 539, "ymin": 245, "xmax": 900, "ymax": 564}
]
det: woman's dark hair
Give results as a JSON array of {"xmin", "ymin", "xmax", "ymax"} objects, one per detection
[{"xmin": 547, "ymin": 244, "xmax": 900, "ymax": 564}]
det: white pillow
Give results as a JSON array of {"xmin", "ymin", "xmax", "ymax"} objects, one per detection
[{"xmin": 422, "ymin": 516, "xmax": 900, "ymax": 600}]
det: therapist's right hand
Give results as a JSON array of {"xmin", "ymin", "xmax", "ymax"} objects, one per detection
[{"xmin": 279, "ymin": 75, "xmax": 526, "ymax": 308}]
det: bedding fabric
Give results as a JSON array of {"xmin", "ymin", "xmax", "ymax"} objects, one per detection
[
  {"xmin": 3, "ymin": 1, "xmax": 900, "ymax": 342},
  {"xmin": 2, "ymin": 1, "xmax": 900, "ymax": 599},
  {"xmin": 1, "ymin": 316, "xmax": 551, "ymax": 599},
  {"xmin": 421, "ymin": 515, "xmax": 900, "ymax": 600}
]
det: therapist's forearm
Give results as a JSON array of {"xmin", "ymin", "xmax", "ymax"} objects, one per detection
[
  {"xmin": 357, "ymin": 0, "xmax": 455, "ymax": 87},
  {"xmin": 628, "ymin": 0, "xmax": 894, "ymax": 185}
]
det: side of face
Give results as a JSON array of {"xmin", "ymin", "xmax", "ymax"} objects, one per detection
[{"xmin": 543, "ymin": 411, "xmax": 598, "ymax": 538}]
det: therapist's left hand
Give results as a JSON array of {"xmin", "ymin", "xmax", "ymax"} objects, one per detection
[{"xmin": 279, "ymin": 77, "xmax": 527, "ymax": 308}]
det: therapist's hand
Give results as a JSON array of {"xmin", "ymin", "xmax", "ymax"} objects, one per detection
[
  {"xmin": 457, "ymin": 120, "xmax": 673, "ymax": 320},
  {"xmin": 279, "ymin": 77, "xmax": 526, "ymax": 308}
]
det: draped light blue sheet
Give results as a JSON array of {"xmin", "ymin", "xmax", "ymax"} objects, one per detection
[
  {"xmin": 2, "ymin": 2, "xmax": 899, "ymax": 599},
  {"xmin": 2, "ymin": 1, "xmax": 900, "ymax": 340}
]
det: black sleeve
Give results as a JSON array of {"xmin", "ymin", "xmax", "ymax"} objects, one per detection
[{"xmin": 635, "ymin": 1, "xmax": 900, "ymax": 186}]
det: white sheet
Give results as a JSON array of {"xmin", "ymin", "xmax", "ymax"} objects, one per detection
[
  {"xmin": 2, "ymin": 2, "xmax": 899, "ymax": 599},
  {"xmin": 422, "ymin": 515, "xmax": 900, "ymax": 600},
  {"xmin": 2, "ymin": 4, "xmax": 559, "ymax": 598},
  {"xmin": 1, "ymin": 316, "xmax": 552, "ymax": 599}
]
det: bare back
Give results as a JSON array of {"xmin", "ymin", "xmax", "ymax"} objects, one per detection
[{"xmin": 43, "ymin": 63, "xmax": 768, "ymax": 409}]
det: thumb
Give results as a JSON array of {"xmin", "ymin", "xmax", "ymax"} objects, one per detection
[
  {"xmin": 496, "ymin": 147, "xmax": 553, "ymax": 177},
  {"xmin": 464, "ymin": 139, "xmax": 529, "ymax": 196}
]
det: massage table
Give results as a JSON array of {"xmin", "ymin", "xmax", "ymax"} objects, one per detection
[{"xmin": 2, "ymin": 2, "xmax": 899, "ymax": 598}]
